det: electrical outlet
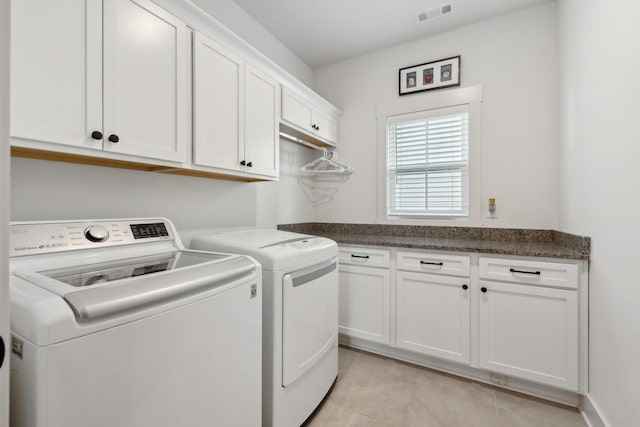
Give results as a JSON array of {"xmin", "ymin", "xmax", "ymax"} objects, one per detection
[
  {"xmin": 491, "ymin": 373, "xmax": 507, "ymax": 386},
  {"xmin": 487, "ymin": 198, "xmax": 498, "ymax": 219}
]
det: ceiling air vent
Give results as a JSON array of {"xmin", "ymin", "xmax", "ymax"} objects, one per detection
[{"xmin": 417, "ymin": 3, "xmax": 455, "ymax": 22}]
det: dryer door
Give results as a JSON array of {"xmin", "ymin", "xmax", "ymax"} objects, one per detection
[{"xmin": 282, "ymin": 258, "xmax": 338, "ymax": 387}]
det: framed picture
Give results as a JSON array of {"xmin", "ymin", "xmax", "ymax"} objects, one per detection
[{"xmin": 399, "ymin": 55, "xmax": 460, "ymax": 95}]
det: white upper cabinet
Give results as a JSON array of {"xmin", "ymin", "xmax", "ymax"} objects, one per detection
[
  {"xmin": 193, "ymin": 31, "xmax": 279, "ymax": 178},
  {"xmin": 11, "ymin": 0, "xmax": 188, "ymax": 163},
  {"xmin": 281, "ymin": 87, "xmax": 339, "ymax": 146},
  {"xmin": 313, "ymin": 108, "xmax": 338, "ymax": 144},
  {"xmin": 11, "ymin": 0, "xmax": 334, "ymax": 180},
  {"xmin": 244, "ymin": 64, "xmax": 279, "ymax": 177},
  {"xmin": 193, "ymin": 31, "xmax": 244, "ymax": 172},
  {"xmin": 102, "ymin": 0, "xmax": 188, "ymax": 162},
  {"xmin": 11, "ymin": 0, "xmax": 102, "ymax": 150}
]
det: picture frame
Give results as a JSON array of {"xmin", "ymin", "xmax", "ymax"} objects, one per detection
[{"xmin": 399, "ymin": 55, "xmax": 460, "ymax": 96}]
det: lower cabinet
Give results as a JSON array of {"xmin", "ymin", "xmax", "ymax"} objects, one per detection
[
  {"xmin": 337, "ymin": 245, "xmax": 585, "ymax": 394},
  {"xmin": 337, "ymin": 246, "xmax": 391, "ymax": 344},
  {"xmin": 338, "ymin": 264, "xmax": 390, "ymax": 344},
  {"xmin": 478, "ymin": 280, "xmax": 579, "ymax": 390},
  {"xmin": 396, "ymin": 271, "xmax": 470, "ymax": 364}
]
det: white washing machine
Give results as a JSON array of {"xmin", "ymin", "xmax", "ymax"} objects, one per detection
[
  {"xmin": 9, "ymin": 218, "xmax": 263, "ymax": 427},
  {"xmin": 191, "ymin": 229, "xmax": 338, "ymax": 427}
]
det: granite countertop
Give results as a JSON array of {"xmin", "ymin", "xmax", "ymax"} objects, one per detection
[{"xmin": 277, "ymin": 223, "xmax": 590, "ymax": 260}]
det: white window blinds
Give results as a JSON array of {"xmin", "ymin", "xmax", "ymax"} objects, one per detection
[{"xmin": 387, "ymin": 106, "xmax": 469, "ymax": 218}]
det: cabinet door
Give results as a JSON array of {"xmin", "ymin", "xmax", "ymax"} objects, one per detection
[
  {"xmin": 478, "ymin": 281, "xmax": 579, "ymax": 390},
  {"xmin": 244, "ymin": 64, "xmax": 279, "ymax": 177},
  {"xmin": 313, "ymin": 108, "xmax": 338, "ymax": 144},
  {"xmin": 396, "ymin": 271, "xmax": 470, "ymax": 364},
  {"xmin": 281, "ymin": 87, "xmax": 313, "ymax": 132},
  {"xmin": 103, "ymin": 0, "xmax": 188, "ymax": 162},
  {"xmin": 193, "ymin": 31, "xmax": 244, "ymax": 171},
  {"xmin": 11, "ymin": 0, "xmax": 102, "ymax": 149},
  {"xmin": 338, "ymin": 265, "xmax": 390, "ymax": 344}
]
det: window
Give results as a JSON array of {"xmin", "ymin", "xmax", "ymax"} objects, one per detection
[
  {"xmin": 377, "ymin": 85, "xmax": 482, "ymax": 224},
  {"xmin": 387, "ymin": 105, "xmax": 469, "ymax": 218}
]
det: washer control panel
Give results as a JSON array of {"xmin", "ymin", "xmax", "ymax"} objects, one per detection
[{"xmin": 10, "ymin": 219, "xmax": 174, "ymax": 257}]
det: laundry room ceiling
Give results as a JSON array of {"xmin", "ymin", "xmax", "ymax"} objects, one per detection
[{"xmin": 204, "ymin": 0, "xmax": 553, "ymax": 68}]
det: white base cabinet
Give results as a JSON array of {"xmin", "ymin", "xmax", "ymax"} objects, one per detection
[
  {"xmin": 337, "ymin": 245, "xmax": 586, "ymax": 395},
  {"xmin": 338, "ymin": 247, "xmax": 390, "ymax": 345},
  {"xmin": 478, "ymin": 280, "xmax": 579, "ymax": 390},
  {"xmin": 396, "ymin": 271, "xmax": 470, "ymax": 364}
]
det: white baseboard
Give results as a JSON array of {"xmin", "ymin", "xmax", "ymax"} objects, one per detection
[
  {"xmin": 580, "ymin": 393, "xmax": 609, "ymax": 427},
  {"xmin": 340, "ymin": 336, "xmax": 581, "ymax": 407}
]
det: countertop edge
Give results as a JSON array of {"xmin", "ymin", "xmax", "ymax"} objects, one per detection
[{"xmin": 278, "ymin": 223, "xmax": 591, "ymax": 261}]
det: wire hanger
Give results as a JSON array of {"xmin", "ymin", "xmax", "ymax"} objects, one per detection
[{"xmin": 301, "ymin": 147, "xmax": 354, "ymax": 176}]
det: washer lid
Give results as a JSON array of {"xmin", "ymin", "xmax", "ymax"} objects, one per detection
[
  {"xmin": 14, "ymin": 250, "xmax": 257, "ymax": 321},
  {"xmin": 208, "ymin": 229, "xmax": 313, "ymax": 249},
  {"xmin": 191, "ymin": 229, "xmax": 337, "ymax": 270}
]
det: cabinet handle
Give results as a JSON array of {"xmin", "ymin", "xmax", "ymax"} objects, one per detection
[
  {"xmin": 420, "ymin": 261, "xmax": 443, "ymax": 266},
  {"xmin": 0, "ymin": 336, "xmax": 4, "ymax": 369},
  {"xmin": 481, "ymin": 287, "xmax": 487, "ymax": 293},
  {"xmin": 240, "ymin": 160, "xmax": 246, "ymax": 166},
  {"xmin": 509, "ymin": 268, "xmax": 541, "ymax": 275},
  {"xmin": 246, "ymin": 162, "xmax": 253, "ymax": 168},
  {"xmin": 108, "ymin": 134, "xmax": 119, "ymax": 143},
  {"xmin": 91, "ymin": 131, "xmax": 103, "ymax": 140},
  {"xmin": 462, "ymin": 284, "xmax": 468, "ymax": 290},
  {"xmin": 351, "ymin": 254, "xmax": 370, "ymax": 259}
]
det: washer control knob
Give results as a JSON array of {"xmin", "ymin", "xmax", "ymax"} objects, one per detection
[{"xmin": 85, "ymin": 225, "xmax": 110, "ymax": 243}]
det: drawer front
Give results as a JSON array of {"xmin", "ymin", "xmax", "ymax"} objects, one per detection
[
  {"xmin": 479, "ymin": 257, "xmax": 578, "ymax": 290},
  {"xmin": 338, "ymin": 246, "xmax": 390, "ymax": 268},
  {"xmin": 397, "ymin": 251, "xmax": 470, "ymax": 277}
]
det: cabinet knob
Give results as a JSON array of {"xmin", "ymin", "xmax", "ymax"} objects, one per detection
[
  {"xmin": 462, "ymin": 284, "xmax": 468, "ymax": 290},
  {"xmin": 240, "ymin": 160, "xmax": 246, "ymax": 166},
  {"xmin": 481, "ymin": 287, "xmax": 487, "ymax": 293},
  {"xmin": 108, "ymin": 134, "xmax": 119, "ymax": 143},
  {"xmin": 246, "ymin": 162, "xmax": 253, "ymax": 168},
  {"xmin": 91, "ymin": 131, "xmax": 103, "ymax": 140}
]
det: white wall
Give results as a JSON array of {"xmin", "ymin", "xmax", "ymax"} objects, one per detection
[
  {"xmin": 188, "ymin": 0, "xmax": 313, "ymax": 87},
  {"xmin": 313, "ymin": 3, "xmax": 558, "ymax": 228},
  {"xmin": 256, "ymin": 142, "xmax": 315, "ymax": 228},
  {"xmin": 0, "ymin": 0, "xmax": 10, "ymax": 423},
  {"xmin": 558, "ymin": 0, "xmax": 640, "ymax": 425},
  {"xmin": 10, "ymin": 157, "xmax": 254, "ymax": 227},
  {"xmin": 10, "ymin": 139, "xmax": 315, "ymax": 237}
]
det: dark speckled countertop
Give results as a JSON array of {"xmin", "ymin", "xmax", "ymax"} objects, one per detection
[{"xmin": 277, "ymin": 223, "xmax": 590, "ymax": 260}]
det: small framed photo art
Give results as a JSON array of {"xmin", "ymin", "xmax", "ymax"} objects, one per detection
[{"xmin": 399, "ymin": 55, "xmax": 460, "ymax": 96}]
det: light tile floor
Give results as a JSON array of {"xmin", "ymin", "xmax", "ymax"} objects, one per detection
[{"xmin": 307, "ymin": 347, "xmax": 586, "ymax": 427}]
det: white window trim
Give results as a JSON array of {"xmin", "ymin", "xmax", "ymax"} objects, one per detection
[{"xmin": 376, "ymin": 85, "xmax": 483, "ymax": 226}]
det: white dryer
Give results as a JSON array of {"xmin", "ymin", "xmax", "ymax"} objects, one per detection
[{"xmin": 191, "ymin": 229, "xmax": 338, "ymax": 427}]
